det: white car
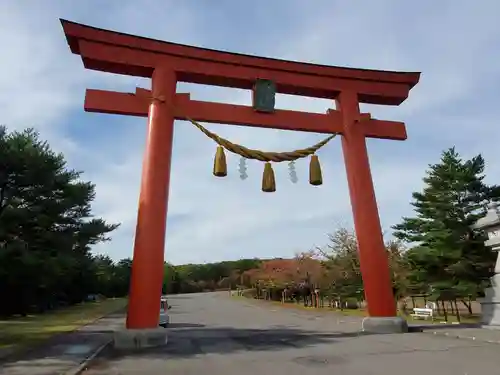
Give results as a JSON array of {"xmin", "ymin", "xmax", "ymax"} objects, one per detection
[{"xmin": 159, "ymin": 297, "xmax": 171, "ymax": 328}]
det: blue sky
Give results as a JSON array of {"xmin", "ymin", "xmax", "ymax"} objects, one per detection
[{"xmin": 2, "ymin": 0, "xmax": 500, "ymax": 265}]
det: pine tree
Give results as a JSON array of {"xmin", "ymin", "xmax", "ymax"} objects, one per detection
[{"xmin": 392, "ymin": 147, "xmax": 500, "ymax": 298}]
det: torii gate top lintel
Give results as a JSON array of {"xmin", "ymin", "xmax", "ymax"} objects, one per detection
[{"xmin": 60, "ymin": 19, "xmax": 420, "ymax": 106}]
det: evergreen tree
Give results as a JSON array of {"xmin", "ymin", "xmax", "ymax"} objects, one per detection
[
  {"xmin": 0, "ymin": 126, "xmax": 120, "ymax": 314},
  {"xmin": 392, "ymin": 147, "xmax": 500, "ymax": 298}
]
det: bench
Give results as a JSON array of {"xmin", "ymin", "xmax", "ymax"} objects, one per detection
[{"xmin": 411, "ymin": 307, "xmax": 434, "ymax": 320}]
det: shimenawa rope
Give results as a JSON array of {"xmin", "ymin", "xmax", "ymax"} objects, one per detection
[
  {"xmin": 185, "ymin": 117, "xmax": 336, "ymax": 162},
  {"xmin": 151, "ymin": 94, "xmax": 336, "ymax": 191}
]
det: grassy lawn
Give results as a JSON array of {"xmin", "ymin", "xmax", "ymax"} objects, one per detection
[
  {"xmin": 330, "ymin": 307, "xmax": 480, "ymax": 325},
  {"xmin": 235, "ymin": 296, "xmax": 480, "ymax": 325},
  {"xmin": 0, "ymin": 298, "xmax": 127, "ymax": 353}
]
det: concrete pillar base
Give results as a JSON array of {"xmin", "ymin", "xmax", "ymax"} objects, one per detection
[
  {"xmin": 479, "ymin": 297, "xmax": 500, "ymax": 326},
  {"xmin": 113, "ymin": 328, "xmax": 168, "ymax": 350},
  {"xmin": 361, "ymin": 316, "xmax": 408, "ymax": 334}
]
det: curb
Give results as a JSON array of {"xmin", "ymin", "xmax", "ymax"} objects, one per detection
[
  {"xmin": 423, "ymin": 330, "xmax": 500, "ymax": 345},
  {"xmin": 62, "ymin": 339, "xmax": 113, "ymax": 375}
]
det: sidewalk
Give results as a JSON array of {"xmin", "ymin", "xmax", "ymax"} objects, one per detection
[{"xmin": 0, "ymin": 312, "xmax": 125, "ymax": 375}]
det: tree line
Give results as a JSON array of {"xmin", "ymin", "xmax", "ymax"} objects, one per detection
[
  {"xmin": 0, "ymin": 126, "xmax": 265, "ymax": 316},
  {"xmin": 0, "ymin": 126, "xmax": 123, "ymax": 316},
  {"xmin": 167, "ymin": 147, "xmax": 499, "ymax": 309},
  {"xmin": 1, "ymin": 125, "xmax": 497, "ymax": 316},
  {"xmin": 227, "ymin": 148, "xmax": 499, "ymax": 310}
]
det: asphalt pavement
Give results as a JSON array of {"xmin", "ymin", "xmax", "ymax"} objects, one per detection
[{"xmin": 84, "ymin": 292, "xmax": 500, "ymax": 375}]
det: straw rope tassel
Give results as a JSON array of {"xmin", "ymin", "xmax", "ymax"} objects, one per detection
[
  {"xmin": 309, "ymin": 154, "xmax": 323, "ymax": 186},
  {"xmin": 213, "ymin": 146, "xmax": 227, "ymax": 177},
  {"xmin": 262, "ymin": 162, "xmax": 276, "ymax": 192},
  {"xmin": 183, "ymin": 116, "xmax": 337, "ymax": 191}
]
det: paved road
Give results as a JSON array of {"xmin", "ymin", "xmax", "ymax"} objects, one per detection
[{"xmin": 87, "ymin": 293, "xmax": 500, "ymax": 375}]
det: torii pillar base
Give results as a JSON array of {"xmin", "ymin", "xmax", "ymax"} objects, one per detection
[
  {"xmin": 362, "ymin": 316, "xmax": 408, "ymax": 334},
  {"xmin": 113, "ymin": 328, "xmax": 168, "ymax": 350}
]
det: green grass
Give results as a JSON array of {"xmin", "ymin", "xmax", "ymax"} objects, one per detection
[
  {"xmin": 234, "ymin": 295, "xmax": 480, "ymax": 325},
  {"xmin": 0, "ymin": 298, "xmax": 127, "ymax": 353}
]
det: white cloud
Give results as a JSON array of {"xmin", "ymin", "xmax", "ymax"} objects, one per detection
[{"xmin": 2, "ymin": 0, "xmax": 500, "ymax": 264}]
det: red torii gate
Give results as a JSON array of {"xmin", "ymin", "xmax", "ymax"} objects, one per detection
[{"xmin": 61, "ymin": 19, "xmax": 420, "ymax": 331}]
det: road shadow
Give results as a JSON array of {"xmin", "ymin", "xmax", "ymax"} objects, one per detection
[
  {"xmin": 409, "ymin": 322, "xmax": 481, "ymax": 332},
  {"xmin": 166, "ymin": 323, "xmax": 205, "ymax": 329},
  {"xmin": 91, "ymin": 325, "xmax": 374, "ymax": 370},
  {"xmin": 88, "ymin": 321, "xmax": 489, "ymax": 370}
]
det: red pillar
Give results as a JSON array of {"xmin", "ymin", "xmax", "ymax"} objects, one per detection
[
  {"xmin": 126, "ymin": 67, "xmax": 177, "ymax": 329},
  {"xmin": 336, "ymin": 91, "xmax": 396, "ymax": 317}
]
